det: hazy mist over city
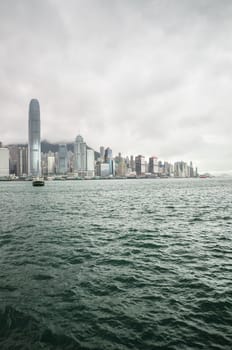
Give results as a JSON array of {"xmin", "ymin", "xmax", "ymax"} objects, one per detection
[{"xmin": 1, "ymin": 0, "xmax": 232, "ymax": 173}]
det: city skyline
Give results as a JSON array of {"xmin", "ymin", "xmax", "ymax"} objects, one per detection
[
  {"xmin": 1, "ymin": 102, "xmax": 199, "ymax": 178},
  {"xmin": 1, "ymin": 1, "xmax": 232, "ymax": 174}
]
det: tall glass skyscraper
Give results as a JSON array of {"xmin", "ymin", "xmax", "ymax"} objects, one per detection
[
  {"xmin": 74, "ymin": 135, "xmax": 87, "ymax": 175},
  {"xmin": 104, "ymin": 147, "xmax": 115, "ymax": 176},
  {"xmin": 58, "ymin": 144, "xmax": 68, "ymax": 174},
  {"xmin": 28, "ymin": 99, "xmax": 41, "ymax": 176}
]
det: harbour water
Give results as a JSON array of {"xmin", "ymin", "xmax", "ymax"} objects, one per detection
[{"xmin": 0, "ymin": 179, "xmax": 231, "ymax": 349}]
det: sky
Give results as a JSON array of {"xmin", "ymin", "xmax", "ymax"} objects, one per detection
[{"xmin": 1, "ymin": 0, "xmax": 232, "ymax": 173}]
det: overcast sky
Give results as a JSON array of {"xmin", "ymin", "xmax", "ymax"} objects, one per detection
[{"xmin": 1, "ymin": 0, "xmax": 232, "ymax": 173}]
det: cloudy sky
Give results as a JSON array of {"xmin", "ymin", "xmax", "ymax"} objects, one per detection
[{"xmin": 1, "ymin": 0, "xmax": 232, "ymax": 173}]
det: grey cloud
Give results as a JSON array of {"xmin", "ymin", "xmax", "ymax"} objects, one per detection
[{"xmin": 1, "ymin": 0, "xmax": 232, "ymax": 172}]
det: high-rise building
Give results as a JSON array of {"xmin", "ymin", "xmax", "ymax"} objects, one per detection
[
  {"xmin": 58, "ymin": 144, "xmax": 68, "ymax": 174},
  {"xmin": 95, "ymin": 161, "xmax": 101, "ymax": 177},
  {"xmin": 174, "ymin": 161, "xmax": 188, "ymax": 177},
  {"xmin": 130, "ymin": 155, "xmax": 135, "ymax": 172},
  {"xmin": 149, "ymin": 156, "xmax": 159, "ymax": 175},
  {"xmin": 116, "ymin": 159, "xmax": 127, "ymax": 177},
  {"xmin": 100, "ymin": 146, "xmax": 105, "ymax": 162},
  {"xmin": 74, "ymin": 135, "xmax": 87, "ymax": 176},
  {"xmin": 28, "ymin": 99, "xmax": 41, "ymax": 176},
  {"xmin": 87, "ymin": 149, "xmax": 95, "ymax": 177},
  {"xmin": 18, "ymin": 146, "xmax": 28, "ymax": 176},
  {"xmin": 135, "ymin": 155, "xmax": 145, "ymax": 176},
  {"xmin": 189, "ymin": 161, "xmax": 194, "ymax": 177},
  {"xmin": 104, "ymin": 147, "xmax": 115, "ymax": 176},
  {"xmin": 104, "ymin": 147, "xmax": 112, "ymax": 163},
  {"xmin": 8, "ymin": 145, "xmax": 28, "ymax": 176},
  {"xmin": 0, "ymin": 148, "xmax": 9, "ymax": 177},
  {"xmin": 8, "ymin": 145, "xmax": 18, "ymax": 175},
  {"xmin": 67, "ymin": 150, "xmax": 74, "ymax": 173},
  {"xmin": 100, "ymin": 163, "xmax": 110, "ymax": 177},
  {"xmin": 163, "ymin": 161, "xmax": 172, "ymax": 177},
  {"xmin": 41, "ymin": 152, "xmax": 47, "ymax": 175},
  {"xmin": 47, "ymin": 152, "xmax": 55, "ymax": 175}
]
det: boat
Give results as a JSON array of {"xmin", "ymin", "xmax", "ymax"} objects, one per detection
[{"xmin": 32, "ymin": 177, "xmax": 45, "ymax": 186}]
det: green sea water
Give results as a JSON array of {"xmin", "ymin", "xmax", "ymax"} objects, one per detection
[{"xmin": 0, "ymin": 178, "xmax": 231, "ymax": 349}]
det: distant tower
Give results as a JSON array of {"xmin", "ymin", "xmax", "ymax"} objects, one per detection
[
  {"xmin": 149, "ymin": 156, "xmax": 158, "ymax": 175},
  {"xmin": 58, "ymin": 144, "xmax": 68, "ymax": 174},
  {"xmin": 100, "ymin": 146, "xmax": 105, "ymax": 162},
  {"xmin": 0, "ymin": 148, "xmax": 9, "ymax": 177},
  {"xmin": 135, "ymin": 155, "xmax": 145, "ymax": 176},
  {"xmin": 104, "ymin": 147, "xmax": 115, "ymax": 176},
  {"xmin": 74, "ymin": 135, "xmax": 87, "ymax": 175},
  {"xmin": 104, "ymin": 147, "xmax": 112, "ymax": 163},
  {"xmin": 28, "ymin": 99, "xmax": 41, "ymax": 176}
]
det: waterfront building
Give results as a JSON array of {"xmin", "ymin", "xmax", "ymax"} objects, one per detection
[
  {"xmin": 28, "ymin": 99, "xmax": 41, "ymax": 176},
  {"xmin": 100, "ymin": 146, "xmax": 105, "ymax": 162},
  {"xmin": 111, "ymin": 160, "xmax": 116, "ymax": 176},
  {"xmin": 74, "ymin": 135, "xmax": 87, "ymax": 176},
  {"xmin": 0, "ymin": 147, "xmax": 9, "ymax": 177},
  {"xmin": 95, "ymin": 161, "xmax": 101, "ymax": 177},
  {"xmin": 135, "ymin": 155, "xmax": 145, "ymax": 176},
  {"xmin": 115, "ymin": 153, "xmax": 127, "ymax": 177},
  {"xmin": 18, "ymin": 146, "xmax": 28, "ymax": 176},
  {"xmin": 116, "ymin": 159, "xmax": 127, "ymax": 177},
  {"xmin": 41, "ymin": 152, "xmax": 48, "ymax": 175},
  {"xmin": 104, "ymin": 147, "xmax": 112, "ymax": 163},
  {"xmin": 114, "ymin": 152, "xmax": 122, "ymax": 166},
  {"xmin": 189, "ymin": 161, "xmax": 194, "ymax": 177},
  {"xmin": 145, "ymin": 160, "xmax": 149, "ymax": 173},
  {"xmin": 114, "ymin": 152, "xmax": 122, "ymax": 174},
  {"xmin": 67, "ymin": 150, "xmax": 74, "ymax": 173},
  {"xmin": 149, "ymin": 156, "xmax": 159, "ymax": 175},
  {"xmin": 58, "ymin": 144, "xmax": 68, "ymax": 174},
  {"xmin": 174, "ymin": 162, "xmax": 180, "ymax": 177},
  {"xmin": 8, "ymin": 145, "xmax": 28, "ymax": 176},
  {"xmin": 158, "ymin": 161, "xmax": 164, "ymax": 176},
  {"xmin": 125, "ymin": 156, "xmax": 130, "ymax": 168},
  {"xmin": 8, "ymin": 145, "xmax": 19, "ymax": 175},
  {"xmin": 104, "ymin": 147, "xmax": 115, "ymax": 176},
  {"xmin": 130, "ymin": 155, "xmax": 135, "ymax": 171},
  {"xmin": 47, "ymin": 153, "xmax": 55, "ymax": 174},
  {"xmin": 163, "ymin": 161, "xmax": 172, "ymax": 177},
  {"xmin": 174, "ymin": 161, "xmax": 188, "ymax": 177},
  {"xmin": 87, "ymin": 149, "xmax": 95, "ymax": 177},
  {"xmin": 100, "ymin": 163, "xmax": 110, "ymax": 177}
]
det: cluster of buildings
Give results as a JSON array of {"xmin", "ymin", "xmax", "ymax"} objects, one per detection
[{"xmin": 0, "ymin": 99, "xmax": 198, "ymax": 179}]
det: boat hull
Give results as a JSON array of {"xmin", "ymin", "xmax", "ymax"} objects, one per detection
[{"xmin": 32, "ymin": 178, "xmax": 45, "ymax": 186}]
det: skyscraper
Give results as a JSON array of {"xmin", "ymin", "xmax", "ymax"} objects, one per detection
[
  {"xmin": 58, "ymin": 144, "xmax": 68, "ymax": 174},
  {"xmin": 100, "ymin": 146, "xmax": 105, "ymax": 162},
  {"xmin": 149, "ymin": 156, "xmax": 158, "ymax": 175},
  {"xmin": 104, "ymin": 147, "xmax": 112, "ymax": 163},
  {"xmin": 0, "ymin": 147, "xmax": 9, "ymax": 177},
  {"xmin": 86, "ymin": 148, "xmax": 95, "ymax": 177},
  {"xmin": 135, "ymin": 155, "xmax": 145, "ymax": 176},
  {"xmin": 18, "ymin": 146, "xmax": 28, "ymax": 176},
  {"xmin": 104, "ymin": 147, "xmax": 115, "ymax": 176},
  {"xmin": 28, "ymin": 99, "xmax": 41, "ymax": 176},
  {"xmin": 74, "ymin": 135, "xmax": 87, "ymax": 176},
  {"xmin": 47, "ymin": 152, "xmax": 55, "ymax": 175}
]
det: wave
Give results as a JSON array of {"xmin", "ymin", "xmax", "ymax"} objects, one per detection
[{"xmin": 0, "ymin": 306, "xmax": 87, "ymax": 350}]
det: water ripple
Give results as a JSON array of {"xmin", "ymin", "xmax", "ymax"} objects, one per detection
[{"xmin": 0, "ymin": 178, "xmax": 232, "ymax": 349}]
